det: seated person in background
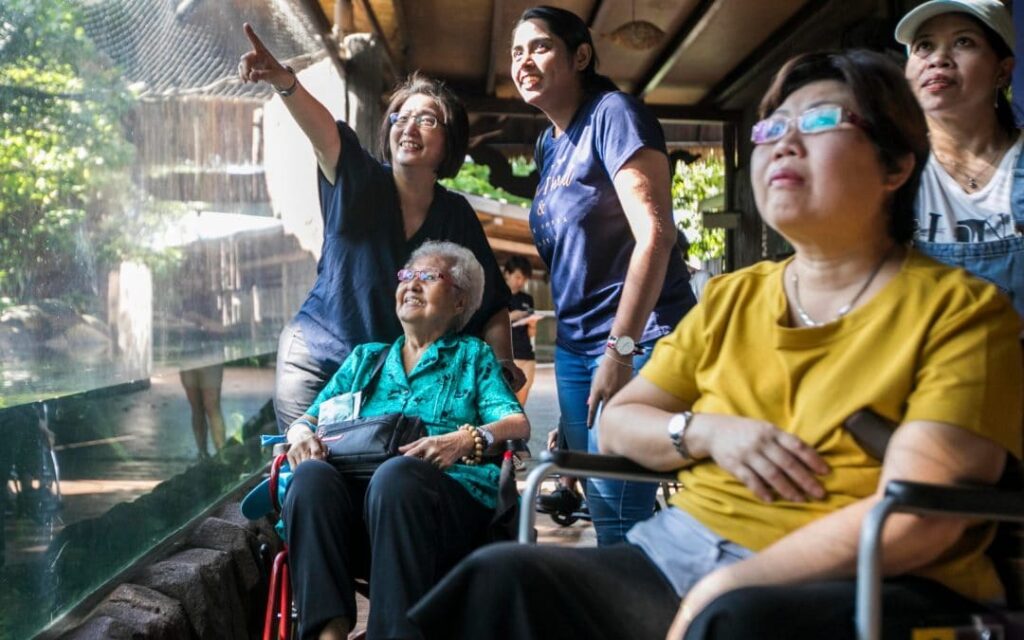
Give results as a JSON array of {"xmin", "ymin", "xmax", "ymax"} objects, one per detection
[
  {"xmin": 282, "ymin": 240, "xmax": 529, "ymax": 640},
  {"xmin": 408, "ymin": 50, "xmax": 1023, "ymax": 640}
]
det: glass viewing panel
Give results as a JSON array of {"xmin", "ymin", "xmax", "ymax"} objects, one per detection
[{"xmin": 1, "ymin": 0, "xmax": 327, "ymax": 636}]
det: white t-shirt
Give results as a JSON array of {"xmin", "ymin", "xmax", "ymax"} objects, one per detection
[{"xmin": 914, "ymin": 135, "xmax": 1023, "ymax": 243}]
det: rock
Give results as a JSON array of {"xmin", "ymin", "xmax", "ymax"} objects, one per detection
[
  {"xmin": 61, "ymin": 615, "xmax": 136, "ymax": 639},
  {"xmin": 187, "ymin": 517, "xmax": 261, "ymax": 596},
  {"xmin": 137, "ymin": 548, "xmax": 247, "ymax": 640},
  {"xmin": 186, "ymin": 517, "xmax": 265, "ymax": 636},
  {"xmin": 62, "ymin": 584, "xmax": 192, "ymax": 640},
  {"xmin": 0, "ymin": 303, "xmax": 46, "ymax": 332},
  {"xmin": 44, "ymin": 320, "xmax": 111, "ymax": 357}
]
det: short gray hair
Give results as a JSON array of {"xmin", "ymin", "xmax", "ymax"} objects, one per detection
[{"xmin": 406, "ymin": 240, "xmax": 484, "ymax": 331}]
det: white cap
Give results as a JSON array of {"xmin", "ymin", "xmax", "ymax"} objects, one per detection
[{"xmin": 894, "ymin": 0, "xmax": 1015, "ymax": 54}]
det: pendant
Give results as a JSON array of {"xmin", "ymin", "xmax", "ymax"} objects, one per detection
[{"xmin": 968, "ymin": 176, "xmax": 978, "ymax": 190}]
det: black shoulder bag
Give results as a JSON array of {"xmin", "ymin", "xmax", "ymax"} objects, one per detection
[{"xmin": 317, "ymin": 347, "xmax": 426, "ymax": 480}]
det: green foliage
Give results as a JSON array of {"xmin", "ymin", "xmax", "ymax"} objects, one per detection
[
  {"xmin": 0, "ymin": 0, "xmax": 145, "ymax": 307},
  {"xmin": 673, "ymin": 156, "xmax": 726, "ymax": 261},
  {"xmin": 440, "ymin": 160, "xmax": 532, "ymax": 207},
  {"xmin": 510, "ymin": 155, "xmax": 536, "ymax": 178}
]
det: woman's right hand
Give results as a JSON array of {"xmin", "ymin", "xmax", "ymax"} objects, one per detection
[
  {"xmin": 689, "ymin": 414, "xmax": 830, "ymax": 503},
  {"xmin": 238, "ymin": 23, "xmax": 293, "ymax": 91},
  {"xmin": 286, "ymin": 434, "xmax": 328, "ymax": 469}
]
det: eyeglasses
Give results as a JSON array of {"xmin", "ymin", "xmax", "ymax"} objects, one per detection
[
  {"xmin": 388, "ymin": 112, "xmax": 443, "ymax": 129},
  {"xmin": 397, "ymin": 268, "xmax": 460, "ymax": 289},
  {"xmin": 751, "ymin": 105, "xmax": 867, "ymax": 145}
]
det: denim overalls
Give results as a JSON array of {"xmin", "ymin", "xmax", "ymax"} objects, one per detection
[{"xmin": 916, "ymin": 146, "xmax": 1024, "ymax": 318}]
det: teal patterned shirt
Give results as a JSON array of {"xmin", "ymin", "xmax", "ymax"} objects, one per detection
[{"xmin": 307, "ymin": 334, "xmax": 523, "ymax": 508}]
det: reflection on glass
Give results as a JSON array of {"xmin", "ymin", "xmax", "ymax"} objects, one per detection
[
  {"xmin": 1, "ymin": 0, "xmax": 326, "ymax": 636},
  {"xmin": 1, "ymin": 363, "xmax": 276, "ymax": 639},
  {"xmin": 0, "ymin": 0, "xmax": 322, "ymax": 407}
]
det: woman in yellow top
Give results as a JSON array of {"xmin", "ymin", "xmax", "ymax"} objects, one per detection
[{"xmin": 409, "ymin": 50, "xmax": 1023, "ymax": 640}]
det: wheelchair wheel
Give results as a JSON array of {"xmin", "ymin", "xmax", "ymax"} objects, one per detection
[{"xmin": 550, "ymin": 511, "xmax": 579, "ymax": 527}]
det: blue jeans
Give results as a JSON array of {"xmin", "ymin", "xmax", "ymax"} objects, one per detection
[{"xmin": 554, "ymin": 341, "xmax": 657, "ymax": 546}]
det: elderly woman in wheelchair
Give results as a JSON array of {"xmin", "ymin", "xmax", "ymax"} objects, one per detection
[
  {"xmin": 267, "ymin": 240, "xmax": 529, "ymax": 640},
  {"xmin": 408, "ymin": 51, "xmax": 1023, "ymax": 640}
]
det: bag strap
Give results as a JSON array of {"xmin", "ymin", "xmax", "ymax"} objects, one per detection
[{"xmin": 359, "ymin": 345, "xmax": 392, "ymax": 404}]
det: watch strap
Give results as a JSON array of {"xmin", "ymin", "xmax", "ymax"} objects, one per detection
[
  {"xmin": 275, "ymin": 65, "xmax": 298, "ymax": 97},
  {"xmin": 668, "ymin": 411, "xmax": 694, "ymax": 460}
]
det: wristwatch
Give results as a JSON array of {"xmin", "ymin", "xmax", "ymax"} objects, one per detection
[
  {"xmin": 275, "ymin": 65, "xmax": 298, "ymax": 97},
  {"xmin": 667, "ymin": 411, "xmax": 694, "ymax": 460},
  {"xmin": 479, "ymin": 426, "xmax": 495, "ymax": 448},
  {"xmin": 607, "ymin": 335, "xmax": 643, "ymax": 357}
]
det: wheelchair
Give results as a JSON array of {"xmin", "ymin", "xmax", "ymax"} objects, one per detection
[
  {"xmin": 518, "ymin": 449, "xmax": 1024, "ymax": 640},
  {"xmin": 256, "ymin": 439, "xmax": 529, "ymax": 640},
  {"xmin": 535, "ymin": 425, "xmax": 679, "ymax": 528}
]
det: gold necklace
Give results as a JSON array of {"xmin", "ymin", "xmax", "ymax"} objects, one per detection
[{"xmin": 790, "ymin": 247, "xmax": 894, "ymax": 328}]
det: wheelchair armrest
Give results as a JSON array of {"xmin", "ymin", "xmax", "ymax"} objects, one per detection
[
  {"xmin": 542, "ymin": 450, "xmax": 678, "ymax": 483},
  {"xmin": 883, "ymin": 480, "xmax": 1024, "ymax": 522},
  {"xmin": 517, "ymin": 450, "xmax": 678, "ymax": 544},
  {"xmin": 857, "ymin": 479, "xmax": 1024, "ymax": 640}
]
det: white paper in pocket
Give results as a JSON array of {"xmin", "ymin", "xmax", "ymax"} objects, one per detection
[{"xmin": 318, "ymin": 390, "xmax": 362, "ymax": 426}]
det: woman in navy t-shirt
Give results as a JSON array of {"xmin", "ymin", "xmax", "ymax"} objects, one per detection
[
  {"xmin": 240, "ymin": 24, "xmax": 518, "ymax": 432},
  {"xmin": 510, "ymin": 6, "xmax": 695, "ymax": 545}
]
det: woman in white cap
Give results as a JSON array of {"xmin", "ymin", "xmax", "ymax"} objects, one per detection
[{"xmin": 896, "ymin": 0, "xmax": 1024, "ymax": 318}]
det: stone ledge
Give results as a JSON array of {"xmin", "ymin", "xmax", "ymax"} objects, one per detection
[{"xmin": 56, "ymin": 503, "xmax": 282, "ymax": 640}]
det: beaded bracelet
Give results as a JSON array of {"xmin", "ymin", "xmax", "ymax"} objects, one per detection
[{"xmin": 458, "ymin": 425, "xmax": 485, "ymax": 466}]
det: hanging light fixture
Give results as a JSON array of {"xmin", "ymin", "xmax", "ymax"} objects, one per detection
[{"xmin": 605, "ymin": 0, "xmax": 665, "ymax": 51}]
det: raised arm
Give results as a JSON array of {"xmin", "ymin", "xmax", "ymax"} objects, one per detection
[
  {"xmin": 586, "ymin": 148, "xmax": 679, "ymax": 425},
  {"xmin": 238, "ymin": 23, "xmax": 342, "ymax": 182}
]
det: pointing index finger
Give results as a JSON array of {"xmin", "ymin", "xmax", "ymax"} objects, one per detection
[{"xmin": 243, "ymin": 22, "xmax": 269, "ymax": 54}]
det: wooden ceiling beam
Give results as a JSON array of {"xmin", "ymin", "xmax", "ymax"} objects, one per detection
[
  {"xmin": 485, "ymin": 0, "xmax": 506, "ymax": 95},
  {"xmin": 461, "ymin": 95, "xmax": 738, "ymax": 123},
  {"xmin": 586, "ymin": 0, "xmax": 606, "ymax": 27},
  {"xmin": 633, "ymin": 0, "xmax": 718, "ymax": 99},
  {"xmin": 389, "ymin": 0, "xmax": 410, "ymax": 69},
  {"xmin": 698, "ymin": 0, "xmax": 831, "ymax": 108},
  {"xmin": 334, "ymin": 0, "xmax": 355, "ymax": 35},
  {"xmin": 296, "ymin": 0, "xmax": 347, "ymax": 78},
  {"xmin": 354, "ymin": 0, "xmax": 401, "ymax": 76}
]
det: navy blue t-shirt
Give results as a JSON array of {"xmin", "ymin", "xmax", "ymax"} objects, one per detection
[
  {"xmin": 294, "ymin": 122, "xmax": 511, "ymax": 369},
  {"xmin": 530, "ymin": 92, "xmax": 693, "ymax": 356}
]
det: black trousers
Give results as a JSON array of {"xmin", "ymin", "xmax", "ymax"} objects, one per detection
[
  {"xmin": 687, "ymin": 577, "xmax": 989, "ymax": 639},
  {"xmin": 283, "ymin": 456, "xmax": 491, "ymax": 640},
  {"xmin": 410, "ymin": 542, "xmax": 680, "ymax": 639},
  {"xmin": 409, "ymin": 541, "xmax": 991, "ymax": 640}
]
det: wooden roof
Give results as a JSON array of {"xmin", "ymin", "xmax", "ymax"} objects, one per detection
[{"xmin": 314, "ymin": 0, "xmax": 836, "ymax": 120}]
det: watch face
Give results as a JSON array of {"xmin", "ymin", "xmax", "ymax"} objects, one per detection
[
  {"xmin": 667, "ymin": 413, "xmax": 686, "ymax": 436},
  {"xmin": 615, "ymin": 335, "xmax": 635, "ymax": 356}
]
